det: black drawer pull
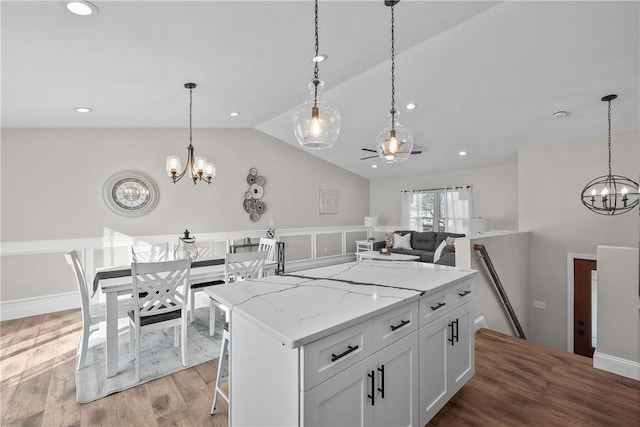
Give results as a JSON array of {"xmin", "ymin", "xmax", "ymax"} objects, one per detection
[
  {"xmin": 458, "ymin": 290, "xmax": 472, "ymax": 297},
  {"xmin": 331, "ymin": 345, "xmax": 359, "ymax": 362},
  {"xmin": 430, "ymin": 302, "xmax": 446, "ymax": 311},
  {"xmin": 368, "ymin": 370, "xmax": 375, "ymax": 406},
  {"xmin": 389, "ymin": 319, "xmax": 410, "ymax": 331}
]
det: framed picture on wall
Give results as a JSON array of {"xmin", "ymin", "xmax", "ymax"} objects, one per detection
[{"xmin": 319, "ymin": 190, "xmax": 338, "ymax": 214}]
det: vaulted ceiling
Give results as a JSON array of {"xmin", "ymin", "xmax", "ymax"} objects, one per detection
[{"xmin": 2, "ymin": 1, "xmax": 638, "ymax": 179}]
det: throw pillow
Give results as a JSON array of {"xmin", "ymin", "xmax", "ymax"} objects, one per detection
[
  {"xmin": 385, "ymin": 233, "xmax": 394, "ymax": 249},
  {"xmin": 393, "ymin": 232, "xmax": 412, "ymax": 250},
  {"xmin": 445, "ymin": 236, "xmax": 456, "ymax": 246},
  {"xmin": 433, "ymin": 239, "xmax": 448, "ymax": 262}
]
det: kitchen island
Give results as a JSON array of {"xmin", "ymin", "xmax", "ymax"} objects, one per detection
[{"xmin": 205, "ymin": 260, "xmax": 476, "ymax": 426}]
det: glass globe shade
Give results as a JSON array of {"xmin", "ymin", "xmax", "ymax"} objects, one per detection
[
  {"xmin": 375, "ymin": 112, "xmax": 414, "ymax": 163},
  {"xmin": 292, "ymin": 79, "xmax": 341, "ymax": 149}
]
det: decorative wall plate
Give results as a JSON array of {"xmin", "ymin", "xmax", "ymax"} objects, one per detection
[
  {"xmin": 102, "ymin": 170, "xmax": 159, "ymax": 217},
  {"xmin": 243, "ymin": 167, "xmax": 266, "ymax": 221}
]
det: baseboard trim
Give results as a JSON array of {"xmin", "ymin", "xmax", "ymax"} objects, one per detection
[
  {"xmin": 593, "ymin": 350, "xmax": 640, "ymax": 381},
  {"xmin": 474, "ymin": 315, "xmax": 488, "ymax": 332},
  {"xmin": 1, "ymin": 291, "xmax": 79, "ymax": 321}
]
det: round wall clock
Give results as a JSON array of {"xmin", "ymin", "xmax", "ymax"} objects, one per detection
[{"xmin": 102, "ymin": 170, "xmax": 159, "ymax": 217}]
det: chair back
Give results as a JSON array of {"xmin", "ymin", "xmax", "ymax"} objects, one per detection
[
  {"xmin": 225, "ymin": 251, "xmax": 266, "ymax": 283},
  {"xmin": 64, "ymin": 250, "xmax": 90, "ymax": 318},
  {"xmin": 257, "ymin": 238, "xmax": 277, "ymax": 262},
  {"xmin": 131, "ymin": 259, "xmax": 190, "ymax": 321},
  {"xmin": 130, "ymin": 243, "xmax": 170, "ymax": 263}
]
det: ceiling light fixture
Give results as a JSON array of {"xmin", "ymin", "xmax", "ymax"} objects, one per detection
[
  {"xmin": 580, "ymin": 94, "xmax": 638, "ymax": 215},
  {"xmin": 292, "ymin": 0, "xmax": 341, "ymax": 149},
  {"xmin": 66, "ymin": 1, "xmax": 99, "ymax": 16},
  {"xmin": 166, "ymin": 83, "xmax": 215, "ymax": 185},
  {"xmin": 552, "ymin": 110, "xmax": 568, "ymax": 119},
  {"xmin": 230, "ymin": 112, "xmax": 240, "ymax": 117},
  {"xmin": 459, "ymin": 151, "xmax": 467, "ymax": 156},
  {"xmin": 376, "ymin": 0, "xmax": 414, "ymax": 163},
  {"xmin": 74, "ymin": 107, "xmax": 93, "ymax": 113},
  {"xmin": 312, "ymin": 54, "xmax": 328, "ymax": 63},
  {"xmin": 405, "ymin": 102, "xmax": 417, "ymax": 110}
]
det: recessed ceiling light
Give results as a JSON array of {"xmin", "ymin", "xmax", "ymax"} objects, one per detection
[
  {"xmin": 372, "ymin": 164, "xmax": 378, "ymax": 168},
  {"xmin": 458, "ymin": 151, "xmax": 467, "ymax": 156},
  {"xmin": 74, "ymin": 107, "xmax": 93, "ymax": 113},
  {"xmin": 66, "ymin": 1, "xmax": 99, "ymax": 16},
  {"xmin": 552, "ymin": 110, "xmax": 568, "ymax": 119},
  {"xmin": 312, "ymin": 54, "xmax": 328, "ymax": 63},
  {"xmin": 405, "ymin": 102, "xmax": 417, "ymax": 110},
  {"xmin": 230, "ymin": 112, "xmax": 240, "ymax": 117}
]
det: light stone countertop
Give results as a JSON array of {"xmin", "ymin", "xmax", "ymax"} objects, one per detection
[{"xmin": 205, "ymin": 260, "xmax": 476, "ymax": 348}]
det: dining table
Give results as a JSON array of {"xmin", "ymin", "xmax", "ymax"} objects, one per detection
[{"xmin": 92, "ymin": 257, "xmax": 276, "ymax": 377}]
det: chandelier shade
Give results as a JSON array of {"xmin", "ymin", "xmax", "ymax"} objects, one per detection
[
  {"xmin": 377, "ymin": 0, "xmax": 413, "ymax": 164},
  {"xmin": 580, "ymin": 94, "xmax": 638, "ymax": 215},
  {"xmin": 292, "ymin": 0, "xmax": 341, "ymax": 149},
  {"xmin": 166, "ymin": 83, "xmax": 215, "ymax": 185}
]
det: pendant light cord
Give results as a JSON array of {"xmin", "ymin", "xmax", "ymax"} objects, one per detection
[
  {"xmin": 607, "ymin": 99, "xmax": 612, "ymax": 177},
  {"xmin": 313, "ymin": 0, "xmax": 320, "ymax": 107},
  {"xmin": 188, "ymin": 85, "xmax": 193, "ymax": 147},
  {"xmin": 390, "ymin": 3, "xmax": 396, "ymax": 130}
]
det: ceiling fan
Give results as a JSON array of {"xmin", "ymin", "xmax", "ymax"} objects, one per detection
[{"xmin": 360, "ymin": 147, "xmax": 423, "ymax": 160}]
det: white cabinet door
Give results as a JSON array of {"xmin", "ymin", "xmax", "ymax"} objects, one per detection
[
  {"xmin": 418, "ymin": 315, "xmax": 449, "ymax": 426},
  {"xmin": 372, "ymin": 331, "xmax": 419, "ymax": 427},
  {"xmin": 447, "ymin": 301, "xmax": 474, "ymax": 393},
  {"xmin": 303, "ymin": 357, "xmax": 373, "ymax": 427}
]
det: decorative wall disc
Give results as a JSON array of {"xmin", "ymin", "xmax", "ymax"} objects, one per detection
[
  {"xmin": 249, "ymin": 183, "xmax": 264, "ymax": 199},
  {"xmin": 242, "ymin": 167, "xmax": 267, "ymax": 221}
]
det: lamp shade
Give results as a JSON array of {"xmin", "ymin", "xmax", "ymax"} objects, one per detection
[
  {"xmin": 468, "ymin": 217, "xmax": 491, "ymax": 235},
  {"xmin": 364, "ymin": 217, "xmax": 378, "ymax": 227}
]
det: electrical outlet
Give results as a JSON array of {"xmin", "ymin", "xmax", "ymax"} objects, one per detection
[{"xmin": 533, "ymin": 300, "xmax": 546, "ymax": 309}]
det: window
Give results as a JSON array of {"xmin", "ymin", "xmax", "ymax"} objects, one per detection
[{"xmin": 401, "ymin": 186, "xmax": 473, "ymax": 234}]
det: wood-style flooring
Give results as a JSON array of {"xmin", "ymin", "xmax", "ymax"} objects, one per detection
[{"xmin": 1, "ymin": 309, "xmax": 638, "ymax": 426}]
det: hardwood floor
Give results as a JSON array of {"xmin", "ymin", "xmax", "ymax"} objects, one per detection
[{"xmin": 1, "ymin": 310, "xmax": 638, "ymax": 426}]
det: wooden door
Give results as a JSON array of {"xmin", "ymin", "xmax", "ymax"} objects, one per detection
[{"xmin": 574, "ymin": 258, "xmax": 597, "ymax": 358}]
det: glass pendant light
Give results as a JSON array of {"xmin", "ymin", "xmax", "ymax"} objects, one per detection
[
  {"xmin": 580, "ymin": 94, "xmax": 639, "ymax": 215},
  {"xmin": 376, "ymin": 0, "xmax": 414, "ymax": 164},
  {"xmin": 292, "ymin": 0, "xmax": 341, "ymax": 149}
]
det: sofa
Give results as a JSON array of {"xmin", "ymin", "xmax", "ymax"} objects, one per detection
[{"xmin": 372, "ymin": 230, "xmax": 465, "ymax": 266}]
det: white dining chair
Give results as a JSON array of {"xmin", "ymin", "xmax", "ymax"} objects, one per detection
[
  {"xmin": 187, "ymin": 240, "xmax": 223, "ymax": 324},
  {"xmin": 130, "ymin": 243, "xmax": 170, "ymax": 263},
  {"xmin": 128, "ymin": 259, "xmax": 190, "ymax": 382},
  {"xmin": 257, "ymin": 237, "xmax": 277, "ymax": 262},
  {"xmin": 210, "ymin": 250, "xmax": 266, "ymax": 415},
  {"xmin": 64, "ymin": 250, "xmax": 133, "ymax": 370}
]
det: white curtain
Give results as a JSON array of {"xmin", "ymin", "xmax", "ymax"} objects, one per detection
[
  {"xmin": 400, "ymin": 191, "xmax": 414, "ymax": 230},
  {"xmin": 444, "ymin": 186, "xmax": 474, "ymax": 234}
]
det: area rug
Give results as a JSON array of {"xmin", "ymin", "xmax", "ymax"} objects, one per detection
[{"xmin": 76, "ymin": 296, "xmax": 221, "ymax": 403}]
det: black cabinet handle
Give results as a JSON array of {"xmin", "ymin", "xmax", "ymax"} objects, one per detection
[
  {"xmin": 430, "ymin": 302, "xmax": 446, "ymax": 311},
  {"xmin": 368, "ymin": 370, "xmax": 375, "ymax": 406},
  {"xmin": 331, "ymin": 345, "xmax": 359, "ymax": 362},
  {"xmin": 389, "ymin": 319, "xmax": 410, "ymax": 331},
  {"xmin": 458, "ymin": 290, "xmax": 472, "ymax": 297},
  {"xmin": 377, "ymin": 365, "xmax": 385, "ymax": 399},
  {"xmin": 454, "ymin": 318, "xmax": 459, "ymax": 343},
  {"xmin": 448, "ymin": 319, "xmax": 459, "ymax": 346}
]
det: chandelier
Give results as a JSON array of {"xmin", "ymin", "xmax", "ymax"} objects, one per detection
[
  {"xmin": 166, "ymin": 83, "xmax": 215, "ymax": 185},
  {"xmin": 581, "ymin": 94, "xmax": 638, "ymax": 215},
  {"xmin": 292, "ymin": 0, "xmax": 341, "ymax": 149},
  {"xmin": 375, "ymin": 0, "xmax": 413, "ymax": 163}
]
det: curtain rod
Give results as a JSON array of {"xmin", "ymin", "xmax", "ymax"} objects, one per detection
[{"xmin": 400, "ymin": 185, "xmax": 472, "ymax": 193}]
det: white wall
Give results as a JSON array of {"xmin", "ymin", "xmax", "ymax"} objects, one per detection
[
  {"xmin": 519, "ymin": 131, "xmax": 639, "ymax": 350},
  {"xmin": 369, "ymin": 162, "xmax": 518, "ymax": 232},
  {"xmin": 1, "ymin": 128, "xmax": 369, "ymax": 301},
  {"xmin": 594, "ymin": 245, "xmax": 639, "ymax": 380}
]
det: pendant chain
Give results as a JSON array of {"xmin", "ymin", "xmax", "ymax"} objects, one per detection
[
  {"xmin": 390, "ymin": 4, "xmax": 396, "ymax": 129},
  {"xmin": 607, "ymin": 99, "xmax": 612, "ymax": 177},
  {"xmin": 313, "ymin": 0, "xmax": 320, "ymax": 105}
]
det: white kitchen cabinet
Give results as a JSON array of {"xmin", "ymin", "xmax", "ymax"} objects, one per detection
[
  {"xmin": 419, "ymin": 300, "xmax": 474, "ymax": 426},
  {"xmin": 207, "ymin": 261, "xmax": 476, "ymax": 426},
  {"xmin": 303, "ymin": 331, "xmax": 419, "ymax": 427}
]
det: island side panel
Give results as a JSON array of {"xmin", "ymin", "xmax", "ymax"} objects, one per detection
[{"xmin": 230, "ymin": 310, "xmax": 299, "ymax": 426}]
